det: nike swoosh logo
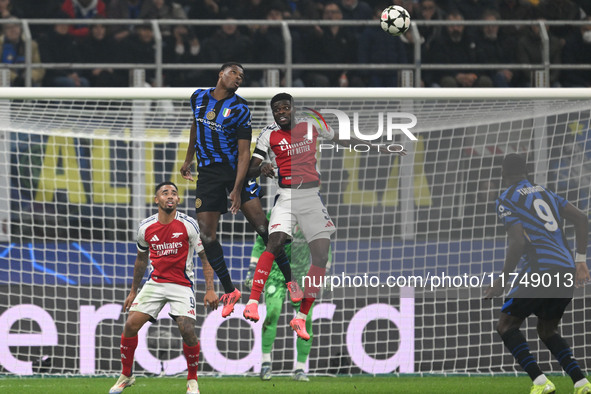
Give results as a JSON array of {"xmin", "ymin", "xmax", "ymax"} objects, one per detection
[{"xmin": 195, "ymin": 105, "xmax": 205, "ymax": 110}]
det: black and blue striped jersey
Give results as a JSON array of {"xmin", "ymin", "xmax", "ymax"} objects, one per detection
[
  {"xmin": 190, "ymin": 88, "xmax": 252, "ymax": 169},
  {"xmin": 496, "ymin": 179, "xmax": 574, "ymax": 273}
]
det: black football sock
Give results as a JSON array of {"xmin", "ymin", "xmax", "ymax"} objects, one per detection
[
  {"xmin": 500, "ymin": 328, "xmax": 543, "ymax": 381},
  {"xmin": 542, "ymin": 334, "xmax": 585, "ymax": 383},
  {"xmin": 203, "ymin": 240, "xmax": 234, "ymax": 294},
  {"xmin": 275, "ymin": 249, "xmax": 292, "ymax": 283}
]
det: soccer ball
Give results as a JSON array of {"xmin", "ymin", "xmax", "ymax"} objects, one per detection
[{"xmin": 380, "ymin": 5, "xmax": 411, "ymax": 36}]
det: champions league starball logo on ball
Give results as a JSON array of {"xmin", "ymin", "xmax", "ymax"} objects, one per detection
[{"xmin": 381, "ymin": 5, "xmax": 411, "ymax": 37}]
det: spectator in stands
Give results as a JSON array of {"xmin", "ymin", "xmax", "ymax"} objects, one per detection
[
  {"xmin": 358, "ymin": 4, "xmax": 408, "ymax": 86},
  {"xmin": 38, "ymin": 16, "xmax": 90, "ymax": 87},
  {"xmin": 0, "ymin": 18, "xmax": 44, "ymax": 86},
  {"xmin": 198, "ymin": 17, "xmax": 254, "ymax": 84},
  {"xmin": 11, "ymin": 0, "xmax": 61, "ymax": 19},
  {"xmin": 284, "ymin": 0, "xmax": 323, "ymax": 19},
  {"xmin": 496, "ymin": 0, "xmax": 534, "ymax": 38},
  {"xmin": 425, "ymin": 10, "xmax": 493, "ymax": 87},
  {"xmin": 164, "ymin": 24, "xmax": 209, "ymax": 87},
  {"xmin": 79, "ymin": 22, "xmax": 128, "ymax": 86},
  {"xmin": 0, "ymin": 0, "xmax": 14, "ymax": 18},
  {"xmin": 560, "ymin": 16, "xmax": 591, "ymax": 87},
  {"xmin": 252, "ymin": 1, "xmax": 305, "ymax": 86},
  {"xmin": 341, "ymin": 0, "xmax": 372, "ymax": 20},
  {"xmin": 60, "ymin": 0, "xmax": 107, "ymax": 39},
  {"xmin": 403, "ymin": 0, "xmax": 445, "ymax": 64},
  {"xmin": 139, "ymin": 0, "xmax": 187, "ymax": 37},
  {"xmin": 107, "ymin": 0, "xmax": 151, "ymax": 41},
  {"xmin": 303, "ymin": 1, "xmax": 360, "ymax": 87},
  {"xmin": 235, "ymin": 0, "xmax": 270, "ymax": 20},
  {"xmin": 538, "ymin": 0, "xmax": 585, "ymax": 41},
  {"xmin": 340, "ymin": 0, "xmax": 373, "ymax": 39},
  {"xmin": 474, "ymin": 9, "xmax": 516, "ymax": 86},
  {"xmin": 186, "ymin": 0, "xmax": 221, "ymax": 40},
  {"xmin": 120, "ymin": 23, "xmax": 163, "ymax": 86},
  {"xmin": 454, "ymin": 0, "xmax": 498, "ymax": 19},
  {"xmin": 514, "ymin": 14, "xmax": 562, "ymax": 87}
]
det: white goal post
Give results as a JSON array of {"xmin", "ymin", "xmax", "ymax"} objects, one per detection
[{"xmin": 0, "ymin": 87, "xmax": 590, "ymax": 377}]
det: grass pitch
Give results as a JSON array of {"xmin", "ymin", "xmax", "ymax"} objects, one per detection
[{"xmin": 0, "ymin": 375, "xmax": 583, "ymax": 393}]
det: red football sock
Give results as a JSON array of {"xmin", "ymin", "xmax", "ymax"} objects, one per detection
[
  {"xmin": 249, "ymin": 251, "xmax": 275, "ymax": 301},
  {"xmin": 120, "ymin": 335, "xmax": 138, "ymax": 377},
  {"xmin": 183, "ymin": 342, "xmax": 200, "ymax": 380},
  {"xmin": 301, "ymin": 264, "xmax": 326, "ymax": 314}
]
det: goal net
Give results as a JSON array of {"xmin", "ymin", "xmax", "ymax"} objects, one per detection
[{"xmin": 0, "ymin": 87, "xmax": 590, "ymax": 377}]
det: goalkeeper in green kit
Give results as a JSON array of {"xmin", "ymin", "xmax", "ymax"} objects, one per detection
[{"xmin": 245, "ymin": 212, "xmax": 331, "ymax": 382}]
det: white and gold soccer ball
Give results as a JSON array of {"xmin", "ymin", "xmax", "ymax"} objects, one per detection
[{"xmin": 380, "ymin": 5, "xmax": 411, "ymax": 37}]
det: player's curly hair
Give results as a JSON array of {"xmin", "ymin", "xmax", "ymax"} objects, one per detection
[{"xmin": 270, "ymin": 92, "xmax": 293, "ymax": 108}]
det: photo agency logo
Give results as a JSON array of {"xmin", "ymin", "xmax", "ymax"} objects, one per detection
[{"xmin": 303, "ymin": 108, "xmax": 418, "ymax": 153}]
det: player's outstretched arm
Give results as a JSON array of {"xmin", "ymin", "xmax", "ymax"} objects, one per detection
[
  {"xmin": 562, "ymin": 202, "xmax": 591, "ymax": 287},
  {"xmin": 123, "ymin": 250, "xmax": 150, "ymax": 312},
  {"xmin": 484, "ymin": 223, "xmax": 525, "ymax": 298},
  {"xmin": 180, "ymin": 119, "xmax": 197, "ymax": 182},
  {"xmin": 199, "ymin": 250, "xmax": 219, "ymax": 310}
]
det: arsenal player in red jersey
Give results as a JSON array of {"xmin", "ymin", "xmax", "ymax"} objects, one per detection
[
  {"xmin": 110, "ymin": 182, "xmax": 218, "ymax": 394},
  {"xmin": 242, "ymin": 93, "xmax": 406, "ymax": 340}
]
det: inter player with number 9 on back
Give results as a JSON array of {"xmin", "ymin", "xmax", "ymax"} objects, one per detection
[{"xmin": 485, "ymin": 154, "xmax": 591, "ymax": 394}]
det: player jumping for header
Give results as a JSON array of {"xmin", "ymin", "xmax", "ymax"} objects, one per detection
[
  {"xmin": 180, "ymin": 63, "xmax": 299, "ymax": 318},
  {"xmin": 242, "ymin": 92, "xmax": 406, "ymax": 340}
]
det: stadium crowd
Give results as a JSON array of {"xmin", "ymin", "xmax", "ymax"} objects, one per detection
[{"xmin": 1, "ymin": 0, "xmax": 590, "ymax": 88}]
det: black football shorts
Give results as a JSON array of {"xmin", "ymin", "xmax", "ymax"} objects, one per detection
[
  {"xmin": 501, "ymin": 297, "xmax": 572, "ymax": 320},
  {"xmin": 194, "ymin": 163, "xmax": 262, "ymax": 214}
]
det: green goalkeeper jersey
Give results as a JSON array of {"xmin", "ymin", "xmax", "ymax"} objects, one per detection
[{"xmin": 250, "ymin": 214, "xmax": 332, "ymax": 288}]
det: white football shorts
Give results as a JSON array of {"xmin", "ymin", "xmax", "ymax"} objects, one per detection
[
  {"xmin": 129, "ymin": 281, "xmax": 197, "ymax": 321},
  {"xmin": 269, "ymin": 187, "xmax": 336, "ymax": 242}
]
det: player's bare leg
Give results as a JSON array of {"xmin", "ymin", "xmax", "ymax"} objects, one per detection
[
  {"xmin": 537, "ymin": 317, "xmax": 590, "ymax": 392},
  {"xmin": 291, "ymin": 238, "xmax": 330, "ymax": 341},
  {"xmin": 244, "ymin": 231, "xmax": 290, "ymax": 322},
  {"xmin": 242, "ymin": 197, "xmax": 298, "ymax": 294},
  {"xmin": 177, "ymin": 316, "xmax": 201, "ymax": 394},
  {"xmin": 198, "ymin": 211, "xmax": 240, "ymax": 316},
  {"xmin": 110, "ymin": 312, "xmax": 151, "ymax": 393}
]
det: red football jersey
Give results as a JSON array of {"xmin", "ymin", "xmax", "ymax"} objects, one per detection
[
  {"xmin": 253, "ymin": 121, "xmax": 334, "ymax": 188},
  {"xmin": 136, "ymin": 212, "xmax": 204, "ymax": 288}
]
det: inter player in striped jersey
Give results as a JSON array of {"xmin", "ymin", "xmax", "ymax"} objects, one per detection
[
  {"xmin": 485, "ymin": 154, "xmax": 591, "ymax": 394},
  {"xmin": 242, "ymin": 93, "xmax": 406, "ymax": 340},
  {"xmin": 180, "ymin": 63, "xmax": 300, "ymax": 318},
  {"xmin": 110, "ymin": 182, "xmax": 218, "ymax": 394}
]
